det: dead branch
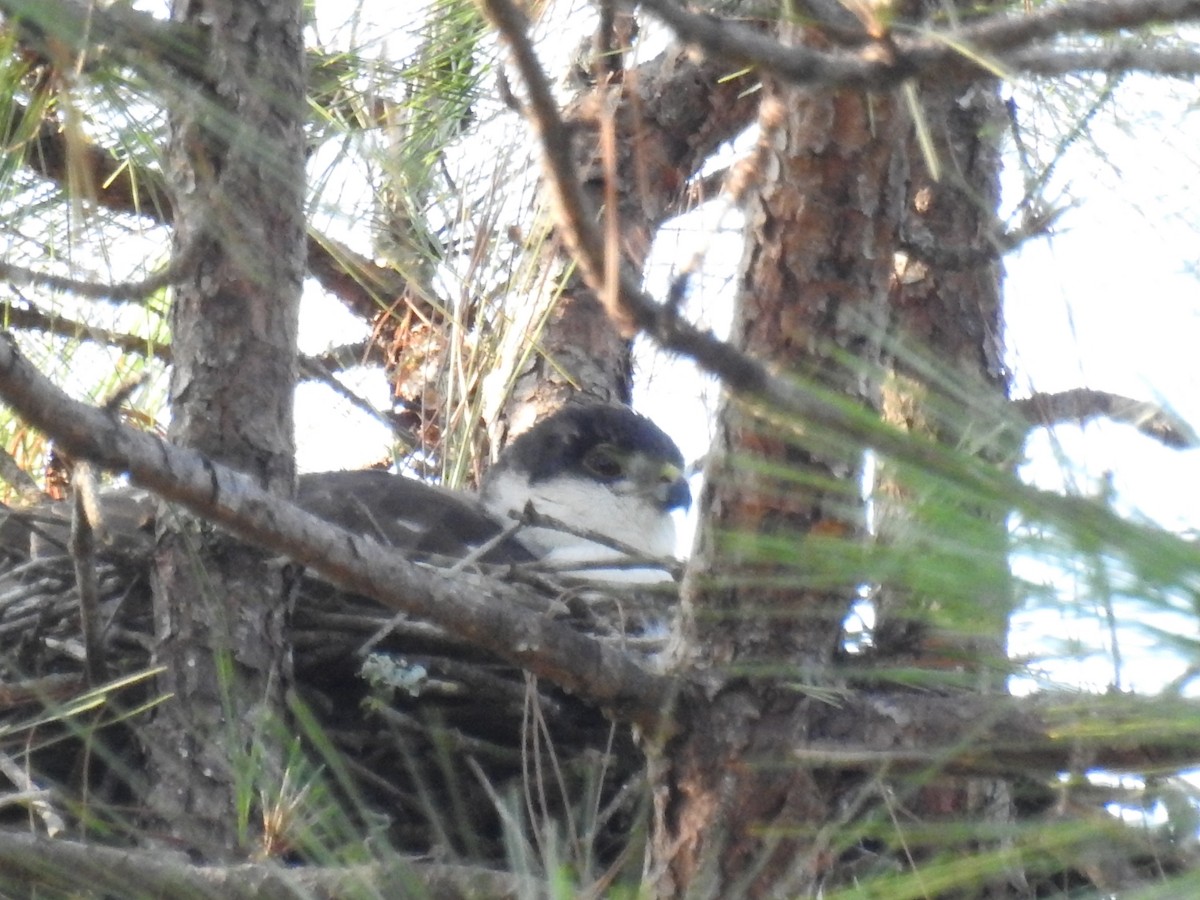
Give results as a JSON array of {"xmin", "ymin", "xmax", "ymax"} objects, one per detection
[
  {"xmin": 1016, "ymin": 388, "xmax": 1199, "ymax": 449},
  {"xmin": 0, "ymin": 335, "xmax": 677, "ymax": 733},
  {"xmin": 633, "ymin": 0, "xmax": 1200, "ymax": 87},
  {"xmin": 1, "ymin": 305, "xmax": 408, "ymax": 443},
  {"xmin": 69, "ymin": 463, "xmax": 107, "ymax": 685},
  {"xmin": 0, "ymin": 829, "xmax": 530, "ymax": 900},
  {"xmin": 296, "ymin": 354, "xmax": 417, "ymax": 448},
  {"xmin": 1, "ymin": 304, "xmax": 171, "ymax": 362}
]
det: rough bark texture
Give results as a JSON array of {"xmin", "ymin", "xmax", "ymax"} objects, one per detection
[
  {"xmin": 874, "ymin": 68, "xmax": 1013, "ymax": 675},
  {"xmin": 686, "ymin": 80, "xmax": 907, "ymax": 667},
  {"xmin": 868, "ymin": 42, "xmax": 1018, "ymax": 897},
  {"xmin": 145, "ymin": 0, "xmax": 306, "ymax": 857},
  {"xmin": 653, "ymin": 49, "xmax": 910, "ymax": 895}
]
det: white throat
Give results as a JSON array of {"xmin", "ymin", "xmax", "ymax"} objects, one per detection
[{"xmin": 481, "ymin": 470, "xmax": 677, "ymax": 584}]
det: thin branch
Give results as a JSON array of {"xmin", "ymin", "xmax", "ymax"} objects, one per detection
[
  {"xmin": 1015, "ymin": 388, "xmax": 1199, "ymax": 449},
  {"xmin": 304, "ymin": 340, "xmax": 385, "ymax": 372},
  {"xmin": 70, "ymin": 464, "xmax": 107, "ymax": 685},
  {"xmin": 479, "ymin": 0, "xmax": 628, "ymax": 332},
  {"xmin": 2, "ymin": 94, "xmax": 424, "ymax": 324},
  {"xmin": 0, "ymin": 253, "xmax": 185, "ymax": 304},
  {"xmin": 0, "ymin": 829, "xmax": 530, "ymax": 900},
  {"xmin": 296, "ymin": 355, "xmax": 418, "ymax": 449},
  {"xmin": 1008, "ymin": 43, "xmax": 1200, "ymax": 77},
  {"xmin": 0, "ymin": 336, "xmax": 678, "ymax": 733},
  {"xmin": 2, "ymin": 304, "xmax": 411, "ymax": 448},
  {"xmin": 1, "ymin": 304, "xmax": 171, "ymax": 361},
  {"xmin": 306, "ymin": 232, "xmax": 436, "ymax": 322},
  {"xmin": 630, "ymin": 0, "xmax": 1200, "ymax": 88},
  {"xmin": 945, "ymin": 0, "xmax": 1200, "ymax": 55},
  {"xmin": 806, "ymin": 689, "xmax": 1200, "ymax": 777}
]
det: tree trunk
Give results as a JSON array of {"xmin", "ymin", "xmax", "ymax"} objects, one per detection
[
  {"xmin": 144, "ymin": 0, "xmax": 307, "ymax": 857},
  {"xmin": 874, "ymin": 69, "xmax": 1012, "ymax": 676},
  {"xmin": 871, "ymin": 49, "xmax": 1022, "ymax": 898},
  {"xmin": 650, "ymin": 8, "xmax": 1018, "ymax": 894},
  {"xmin": 652, "ymin": 50, "xmax": 910, "ymax": 895}
]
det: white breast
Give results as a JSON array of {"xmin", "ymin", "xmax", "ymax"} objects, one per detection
[{"xmin": 482, "ymin": 471, "xmax": 678, "ymax": 584}]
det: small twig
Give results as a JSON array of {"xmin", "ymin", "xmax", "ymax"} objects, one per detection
[
  {"xmin": 447, "ymin": 516, "xmax": 528, "ymax": 575},
  {"xmin": 0, "ymin": 749, "xmax": 66, "ymax": 836},
  {"xmin": 1015, "ymin": 389, "xmax": 1199, "ymax": 449},
  {"xmin": 70, "ymin": 463, "xmax": 107, "ymax": 685},
  {"xmin": 101, "ymin": 375, "xmax": 148, "ymax": 414},
  {"xmin": 359, "ymin": 516, "xmax": 531, "ymax": 657},
  {"xmin": 514, "ymin": 505, "xmax": 684, "ymax": 580}
]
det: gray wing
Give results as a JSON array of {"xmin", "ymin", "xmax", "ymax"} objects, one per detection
[
  {"xmin": 0, "ymin": 470, "xmax": 534, "ymax": 566},
  {"xmin": 296, "ymin": 470, "xmax": 534, "ymax": 564}
]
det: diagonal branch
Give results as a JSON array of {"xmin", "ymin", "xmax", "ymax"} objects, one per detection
[
  {"xmin": 1016, "ymin": 388, "xmax": 1199, "ymax": 449},
  {"xmin": 0, "ymin": 335, "xmax": 678, "ymax": 733}
]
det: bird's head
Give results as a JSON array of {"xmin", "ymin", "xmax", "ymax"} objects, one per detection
[{"xmin": 480, "ymin": 404, "xmax": 690, "ymax": 581}]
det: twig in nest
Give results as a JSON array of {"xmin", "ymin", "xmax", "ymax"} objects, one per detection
[
  {"xmin": 0, "ymin": 749, "xmax": 66, "ymax": 836},
  {"xmin": 71, "ymin": 462, "xmax": 108, "ymax": 685},
  {"xmin": 514, "ymin": 505, "xmax": 685, "ymax": 581}
]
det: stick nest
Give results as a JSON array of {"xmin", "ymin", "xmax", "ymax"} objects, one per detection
[{"xmin": 0, "ymin": 534, "xmax": 674, "ymax": 863}]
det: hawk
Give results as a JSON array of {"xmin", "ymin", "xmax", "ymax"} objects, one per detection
[
  {"xmin": 299, "ymin": 403, "xmax": 691, "ymax": 582},
  {"xmin": 2, "ymin": 404, "xmax": 691, "ymax": 582}
]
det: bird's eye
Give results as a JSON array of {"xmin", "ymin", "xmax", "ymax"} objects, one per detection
[{"xmin": 583, "ymin": 446, "xmax": 625, "ymax": 479}]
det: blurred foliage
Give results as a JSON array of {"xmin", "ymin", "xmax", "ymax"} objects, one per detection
[{"xmin": 0, "ymin": 0, "xmax": 1198, "ymax": 897}]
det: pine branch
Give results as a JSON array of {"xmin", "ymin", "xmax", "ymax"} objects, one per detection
[
  {"xmin": 0, "ymin": 253, "xmax": 188, "ymax": 305},
  {"xmin": 804, "ymin": 690, "xmax": 1200, "ymax": 777},
  {"xmin": 1009, "ymin": 44, "xmax": 1200, "ymax": 77}
]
